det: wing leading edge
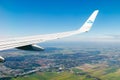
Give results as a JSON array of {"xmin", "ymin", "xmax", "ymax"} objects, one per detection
[{"xmin": 0, "ymin": 10, "xmax": 99, "ymax": 51}]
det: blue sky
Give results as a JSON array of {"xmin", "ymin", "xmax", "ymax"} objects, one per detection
[{"xmin": 0, "ymin": 0, "xmax": 119, "ymax": 42}]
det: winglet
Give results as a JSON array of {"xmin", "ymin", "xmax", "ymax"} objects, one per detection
[{"xmin": 78, "ymin": 10, "xmax": 99, "ymax": 32}]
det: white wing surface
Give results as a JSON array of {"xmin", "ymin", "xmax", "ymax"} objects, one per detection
[{"xmin": 0, "ymin": 10, "xmax": 99, "ymax": 51}]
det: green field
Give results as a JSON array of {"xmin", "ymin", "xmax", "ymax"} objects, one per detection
[
  {"xmin": 11, "ymin": 71, "xmax": 95, "ymax": 80},
  {"xmin": 11, "ymin": 64, "xmax": 120, "ymax": 80}
]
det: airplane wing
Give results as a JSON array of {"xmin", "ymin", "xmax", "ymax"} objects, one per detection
[{"xmin": 0, "ymin": 10, "xmax": 99, "ymax": 51}]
